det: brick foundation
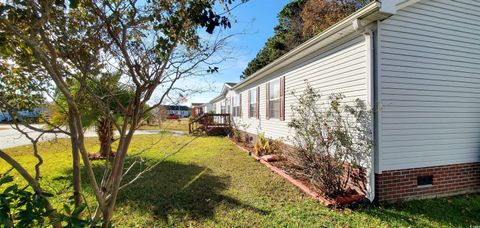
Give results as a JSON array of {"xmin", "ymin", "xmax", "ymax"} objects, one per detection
[{"xmin": 375, "ymin": 162, "xmax": 480, "ymax": 202}]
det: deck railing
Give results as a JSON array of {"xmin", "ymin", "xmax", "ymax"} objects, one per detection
[{"xmin": 189, "ymin": 113, "xmax": 231, "ymax": 135}]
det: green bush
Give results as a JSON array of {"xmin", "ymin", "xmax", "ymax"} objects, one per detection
[
  {"xmin": 0, "ymin": 171, "xmax": 102, "ymax": 227},
  {"xmin": 0, "ymin": 173, "xmax": 52, "ymax": 227},
  {"xmin": 288, "ymin": 84, "xmax": 372, "ymax": 198}
]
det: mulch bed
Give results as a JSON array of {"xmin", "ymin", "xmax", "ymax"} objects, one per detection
[
  {"xmin": 88, "ymin": 152, "xmax": 116, "ymax": 160},
  {"xmin": 230, "ymin": 138, "xmax": 368, "ymax": 208}
]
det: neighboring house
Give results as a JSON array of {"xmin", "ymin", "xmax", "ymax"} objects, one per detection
[
  {"xmin": 162, "ymin": 105, "xmax": 190, "ymax": 118},
  {"xmin": 191, "ymin": 103, "xmax": 205, "ymax": 118},
  {"xmin": 190, "ymin": 102, "xmax": 215, "ymax": 117},
  {"xmin": 0, "ymin": 109, "xmax": 42, "ymax": 122},
  {"xmin": 206, "ymin": 0, "xmax": 480, "ymax": 202},
  {"xmin": 0, "ymin": 112, "xmax": 13, "ymax": 122},
  {"xmin": 200, "ymin": 103, "xmax": 214, "ymax": 114}
]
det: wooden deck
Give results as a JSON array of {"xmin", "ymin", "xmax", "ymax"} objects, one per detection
[{"xmin": 189, "ymin": 113, "xmax": 231, "ymax": 135}]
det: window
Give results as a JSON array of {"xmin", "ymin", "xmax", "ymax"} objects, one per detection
[
  {"xmin": 220, "ymin": 101, "xmax": 226, "ymax": 114},
  {"xmin": 233, "ymin": 95, "xmax": 241, "ymax": 117},
  {"xmin": 249, "ymin": 88, "xmax": 257, "ymax": 118},
  {"xmin": 226, "ymin": 98, "xmax": 231, "ymax": 114},
  {"xmin": 268, "ymin": 79, "xmax": 280, "ymax": 119}
]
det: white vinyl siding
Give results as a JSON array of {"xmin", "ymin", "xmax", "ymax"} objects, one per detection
[
  {"xmin": 377, "ymin": 0, "xmax": 480, "ymax": 171},
  {"xmin": 234, "ymin": 34, "xmax": 368, "ymax": 142}
]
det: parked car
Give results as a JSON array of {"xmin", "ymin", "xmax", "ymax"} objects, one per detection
[{"xmin": 166, "ymin": 113, "xmax": 179, "ymax": 119}]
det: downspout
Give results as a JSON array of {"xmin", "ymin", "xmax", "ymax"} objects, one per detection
[
  {"xmin": 366, "ymin": 28, "xmax": 376, "ymax": 202},
  {"xmin": 354, "ymin": 19, "xmax": 377, "ymax": 202}
]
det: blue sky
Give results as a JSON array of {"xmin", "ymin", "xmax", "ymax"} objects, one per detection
[{"xmin": 184, "ymin": 0, "xmax": 291, "ymax": 105}]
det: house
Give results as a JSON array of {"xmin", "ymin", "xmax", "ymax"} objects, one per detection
[
  {"xmin": 210, "ymin": 82, "xmax": 237, "ymax": 115},
  {"xmin": 206, "ymin": 0, "xmax": 480, "ymax": 202},
  {"xmin": 191, "ymin": 103, "xmax": 215, "ymax": 118},
  {"xmin": 0, "ymin": 109, "xmax": 42, "ymax": 122},
  {"xmin": 202, "ymin": 103, "xmax": 214, "ymax": 114},
  {"xmin": 162, "ymin": 105, "xmax": 190, "ymax": 118},
  {"xmin": 191, "ymin": 103, "xmax": 205, "ymax": 118}
]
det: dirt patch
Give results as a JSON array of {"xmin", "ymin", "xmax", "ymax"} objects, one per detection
[{"xmin": 88, "ymin": 152, "xmax": 116, "ymax": 160}]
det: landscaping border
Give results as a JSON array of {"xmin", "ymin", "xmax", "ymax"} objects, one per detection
[{"xmin": 232, "ymin": 141, "xmax": 336, "ymax": 206}]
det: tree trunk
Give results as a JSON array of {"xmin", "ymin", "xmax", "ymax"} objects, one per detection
[
  {"xmin": 68, "ymin": 108, "xmax": 83, "ymax": 210},
  {"xmin": 97, "ymin": 117, "xmax": 114, "ymax": 158}
]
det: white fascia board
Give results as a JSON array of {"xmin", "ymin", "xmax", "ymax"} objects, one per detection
[{"xmin": 232, "ymin": 1, "xmax": 385, "ymax": 91}]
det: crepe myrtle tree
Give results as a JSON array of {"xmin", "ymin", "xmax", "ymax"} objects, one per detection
[
  {"xmin": 0, "ymin": 0, "xmax": 245, "ymax": 225},
  {"xmin": 288, "ymin": 83, "xmax": 372, "ymax": 198}
]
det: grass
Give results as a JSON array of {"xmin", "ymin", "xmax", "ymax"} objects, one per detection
[
  {"xmin": 1, "ymin": 134, "xmax": 479, "ymax": 227},
  {"xmin": 138, "ymin": 118, "xmax": 189, "ymax": 132}
]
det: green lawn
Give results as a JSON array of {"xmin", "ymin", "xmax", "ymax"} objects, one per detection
[
  {"xmin": 138, "ymin": 118, "xmax": 190, "ymax": 132},
  {"xmin": 1, "ymin": 134, "xmax": 479, "ymax": 227}
]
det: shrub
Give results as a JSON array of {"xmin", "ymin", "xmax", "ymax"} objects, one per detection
[
  {"xmin": 0, "ymin": 172, "xmax": 102, "ymax": 227},
  {"xmin": 0, "ymin": 173, "xmax": 52, "ymax": 227},
  {"xmin": 230, "ymin": 126, "xmax": 243, "ymax": 142},
  {"xmin": 288, "ymin": 84, "xmax": 372, "ymax": 198},
  {"xmin": 253, "ymin": 133, "xmax": 282, "ymax": 156},
  {"xmin": 243, "ymin": 133, "xmax": 252, "ymax": 145},
  {"xmin": 230, "ymin": 120, "xmax": 250, "ymax": 143},
  {"xmin": 253, "ymin": 133, "xmax": 269, "ymax": 156}
]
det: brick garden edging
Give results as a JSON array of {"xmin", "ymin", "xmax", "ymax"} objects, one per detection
[{"xmin": 233, "ymin": 143, "xmax": 335, "ymax": 206}]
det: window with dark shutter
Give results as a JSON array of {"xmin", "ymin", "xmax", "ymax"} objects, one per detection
[
  {"xmin": 249, "ymin": 88, "xmax": 257, "ymax": 118},
  {"xmin": 239, "ymin": 94, "xmax": 242, "ymax": 117},
  {"xmin": 268, "ymin": 79, "xmax": 280, "ymax": 119},
  {"xmin": 280, "ymin": 76, "xmax": 285, "ymax": 121},
  {"xmin": 248, "ymin": 90, "xmax": 251, "ymax": 117},
  {"xmin": 233, "ymin": 95, "xmax": 240, "ymax": 117},
  {"xmin": 256, "ymin": 86, "xmax": 260, "ymax": 118}
]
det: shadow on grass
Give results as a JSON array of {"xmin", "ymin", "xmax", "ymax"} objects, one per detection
[
  {"xmin": 358, "ymin": 194, "xmax": 480, "ymax": 227},
  {"xmin": 72, "ymin": 159, "xmax": 267, "ymax": 223}
]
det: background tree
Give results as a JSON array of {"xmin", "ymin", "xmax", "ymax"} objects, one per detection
[
  {"xmin": 241, "ymin": 0, "xmax": 369, "ymax": 79},
  {"xmin": 149, "ymin": 105, "xmax": 169, "ymax": 128},
  {"xmin": 50, "ymin": 72, "xmax": 133, "ymax": 159},
  {"xmin": 0, "ymin": 0, "xmax": 243, "ymax": 225},
  {"xmin": 241, "ymin": 0, "xmax": 306, "ymax": 78},
  {"xmin": 301, "ymin": 0, "xmax": 368, "ymax": 39}
]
